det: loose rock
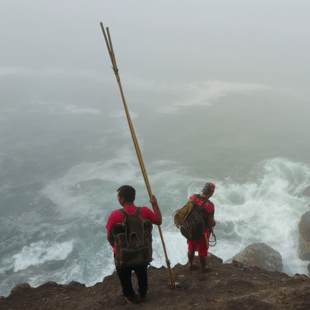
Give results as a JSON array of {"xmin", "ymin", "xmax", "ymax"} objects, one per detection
[
  {"xmin": 298, "ymin": 211, "xmax": 310, "ymax": 260},
  {"xmin": 225, "ymin": 243, "xmax": 283, "ymax": 272},
  {"xmin": 10, "ymin": 283, "xmax": 31, "ymax": 293}
]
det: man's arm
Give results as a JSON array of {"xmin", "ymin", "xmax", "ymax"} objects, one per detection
[
  {"xmin": 107, "ymin": 230, "xmax": 114, "ymax": 247},
  {"xmin": 208, "ymin": 216, "xmax": 216, "ymax": 227},
  {"xmin": 204, "ymin": 203, "xmax": 215, "ymax": 228},
  {"xmin": 150, "ymin": 195, "xmax": 162, "ymax": 225}
]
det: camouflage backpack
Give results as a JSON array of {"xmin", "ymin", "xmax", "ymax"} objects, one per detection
[{"xmin": 112, "ymin": 207, "xmax": 153, "ymax": 267}]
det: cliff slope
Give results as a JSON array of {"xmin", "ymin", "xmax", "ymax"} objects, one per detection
[{"xmin": 1, "ymin": 254, "xmax": 310, "ymax": 310}]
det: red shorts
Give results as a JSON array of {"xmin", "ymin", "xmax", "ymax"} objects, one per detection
[{"xmin": 187, "ymin": 233, "xmax": 209, "ymax": 257}]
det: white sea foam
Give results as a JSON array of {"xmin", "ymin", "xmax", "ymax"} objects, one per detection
[
  {"xmin": 64, "ymin": 104, "xmax": 102, "ymax": 115},
  {"xmin": 6, "ymin": 98, "xmax": 102, "ymax": 116},
  {"xmin": 157, "ymin": 106, "xmax": 180, "ymax": 114},
  {"xmin": 175, "ymin": 80, "xmax": 271, "ymax": 107},
  {"xmin": 41, "ymin": 145, "xmax": 141, "ymax": 218},
  {"xmin": 203, "ymin": 158, "xmax": 310, "ymax": 274},
  {"xmin": 12, "ymin": 241, "xmax": 74, "ymax": 272},
  {"xmin": 151, "ymin": 230, "xmax": 188, "ymax": 268},
  {"xmin": 0, "ymin": 67, "xmax": 31, "ymax": 76},
  {"xmin": 35, "ymin": 157, "xmax": 310, "ymax": 292},
  {"xmin": 154, "ymin": 80, "xmax": 272, "ymax": 114},
  {"xmin": 150, "ymin": 160, "xmax": 178, "ymax": 167},
  {"xmin": 0, "ymin": 66, "xmax": 104, "ymax": 79},
  {"xmin": 109, "ymin": 109, "xmax": 138, "ymax": 120},
  {"xmin": 121, "ymin": 73, "xmax": 156, "ymax": 90}
]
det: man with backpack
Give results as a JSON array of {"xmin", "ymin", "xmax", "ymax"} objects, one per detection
[
  {"xmin": 106, "ymin": 185, "xmax": 162, "ymax": 304},
  {"xmin": 186, "ymin": 182, "xmax": 216, "ymax": 273}
]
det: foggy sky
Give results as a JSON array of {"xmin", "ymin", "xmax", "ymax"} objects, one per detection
[{"xmin": 1, "ymin": 0, "xmax": 309, "ymax": 93}]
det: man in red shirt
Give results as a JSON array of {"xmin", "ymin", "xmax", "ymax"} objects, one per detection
[
  {"xmin": 187, "ymin": 182, "xmax": 216, "ymax": 273},
  {"xmin": 106, "ymin": 185, "xmax": 162, "ymax": 304}
]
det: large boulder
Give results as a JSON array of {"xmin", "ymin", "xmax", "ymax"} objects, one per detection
[
  {"xmin": 302, "ymin": 186, "xmax": 310, "ymax": 197},
  {"xmin": 226, "ymin": 243, "xmax": 283, "ymax": 272},
  {"xmin": 10, "ymin": 283, "xmax": 31, "ymax": 293},
  {"xmin": 298, "ymin": 211, "xmax": 310, "ymax": 260}
]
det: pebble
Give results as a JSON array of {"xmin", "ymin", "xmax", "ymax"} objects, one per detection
[
  {"xmin": 175, "ymin": 282, "xmax": 182, "ymax": 288},
  {"xmin": 293, "ymin": 275, "xmax": 307, "ymax": 282}
]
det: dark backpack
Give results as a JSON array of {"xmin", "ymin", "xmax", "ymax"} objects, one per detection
[
  {"xmin": 180, "ymin": 195, "xmax": 213, "ymax": 241},
  {"xmin": 112, "ymin": 207, "xmax": 153, "ymax": 267}
]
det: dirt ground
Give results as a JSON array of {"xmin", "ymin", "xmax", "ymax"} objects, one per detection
[{"xmin": 1, "ymin": 253, "xmax": 310, "ymax": 310}]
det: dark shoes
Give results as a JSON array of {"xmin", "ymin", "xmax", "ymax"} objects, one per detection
[
  {"xmin": 124, "ymin": 292, "xmax": 147, "ymax": 304},
  {"xmin": 201, "ymin": 267, "xmax": 212, "ymax": 273},
  {"xmin": 124, "ymin": 294, "xmax": 138, "ymax": 304},
  {"xmin": 137, "ymin": 288, "xmax": 147, "ymax": 303},
  {"xmin": 188, "ymin": 264, "xmax": 198, "ymax": 271},
  {"xmin": 138, "ymin": 293, "xmax": 147, "ymax": 303}
]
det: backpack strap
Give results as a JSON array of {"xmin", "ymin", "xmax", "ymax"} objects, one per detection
[
  {"xmin": 118, "ymin": 208, "xmax": 128, "ymax": 217},
  {"xmin": 194, "ymin": 194, "xmax": 209, "ymax": 211},
  {"xmin": 197, "ymin": 195, "xmax": 215, "ymax": 217},
  {"xmin": 135, "ymin": 207, "xmax": 142, "ymax": 215},
  {"xmin": 195, "ymin": 195, "xmax": 215, "ymax": 219},
  {"xmin": 118, "ymin": 209, "xmax": 130, "ymax": 224},
  {"xmin": 118, "ymin": 207, "xmax": 142, "ymax": 218}
]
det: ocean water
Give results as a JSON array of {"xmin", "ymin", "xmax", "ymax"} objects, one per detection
[{"xmin": 0, "ymin": 73, "xmax": 310, "ymax": 297}]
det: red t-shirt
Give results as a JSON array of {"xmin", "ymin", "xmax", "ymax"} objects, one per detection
[{"xmin": 106, "ymin": 205, "xmax": 158, "ymax": 254}]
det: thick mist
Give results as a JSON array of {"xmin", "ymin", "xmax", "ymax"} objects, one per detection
[{"xmin": 0, "ymin": 0, "xmax": 310, "ymax": 298}]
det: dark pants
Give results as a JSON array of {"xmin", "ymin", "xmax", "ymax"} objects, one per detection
[{"xmin": 115, "ymin": 263, "xmax": 148, "ymax": 298}]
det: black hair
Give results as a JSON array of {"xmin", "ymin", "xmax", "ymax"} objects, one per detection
[
  {"xmin": 117, "ymin": 185, "xmax": 136, "ymax": 202},
  {"xmin": 202, "ymin": 182, "xmax": 215, "ymax": 194}
]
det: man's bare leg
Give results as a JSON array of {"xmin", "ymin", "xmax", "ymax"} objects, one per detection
[
  {"xmin": 199, "ymin": 255, "xmax": 211, "ymax": 273},
  {"xmin": 187, "ymin": 250, "xmax": 195, "ymax": 269},
  {"xmin": 199, "ymin": 255, "xmax": 206, "ymax": 270}
]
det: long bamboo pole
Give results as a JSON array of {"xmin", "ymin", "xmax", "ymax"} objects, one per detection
[{"xmin": 100, "ymin": 23, "xmax": 175, "ymax": 289}]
